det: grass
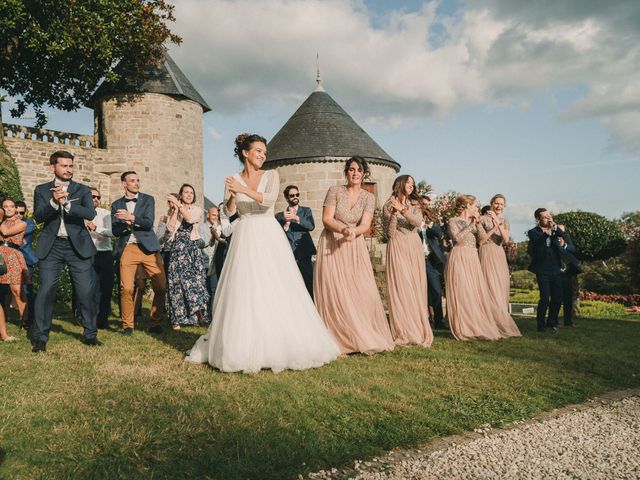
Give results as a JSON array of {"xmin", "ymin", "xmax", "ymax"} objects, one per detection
[{"xmin": 1, "ymin": 309, "xmax": 639, "ymax": 479}]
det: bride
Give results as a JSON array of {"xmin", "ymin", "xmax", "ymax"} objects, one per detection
[{"xmin": 185, "ymin": 134, "xmax": 340, "ymax": 372}]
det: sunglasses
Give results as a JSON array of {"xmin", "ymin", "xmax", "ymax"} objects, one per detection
[
  {"xmin": 16, "ymin": 211, "xmax": 25, "ymax": 215},
  {"xmin": 288, "ymin": 193, "xmax": 300, "ymax": 198},
  {"xmin": 92, "ymin": 195, "xmax": 101, "ymax": 200}
]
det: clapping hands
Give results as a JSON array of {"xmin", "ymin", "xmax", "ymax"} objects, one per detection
[{"xmin": 225, "ymin": 176, "xmax": 243, "ymax": 196}]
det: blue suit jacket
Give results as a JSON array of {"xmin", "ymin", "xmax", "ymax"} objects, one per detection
[
  {"xmin": 111, "ymin": 193, "xmax": 160, "ymax": 256},
  {"xmin": 33, "ymin": 180, "xmax": 97, "ymax": 260},
  {"xmin": 20, "ymin": 218, "xmax": 39, "ymax": 266},
  {"xmin": 418, "ymin": 223, "xmax": 446, "ymax": 268},
  {"xmin": 275, "ymin": 206, "xmax": 317, "ymax": 260},
  {"xmin": 527, "ymin": 226, "xmax": 564, "ymax": 275}
]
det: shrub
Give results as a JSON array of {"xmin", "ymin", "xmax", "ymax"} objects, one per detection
[
  {"xmin": 579, "ymin": 300, "xmax": 626, "ymax": 318},
  {"xmin": 511, "ymin": 270, "xmax": 537, "ymax": 290},
  {"xmin": 579, "ymin": 291, "xmax": 640, "ymax": 308},
  {"xmin": 553, "ymin": 211, "xmax": 627, "ymax": 261},
  {"xmin": 0, "ymin": 143, "xmax": 24, "ymax": 202},
  {"xmin": 580, "ymin": 258, "xmax": 634, "ymax": 295}
]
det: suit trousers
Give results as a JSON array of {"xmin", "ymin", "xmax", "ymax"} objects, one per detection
[
  {"xmin": 426, "ymin": 260, "xmax": 444, "ymax": 325},
  {"xmin": 297, "ymin": 257, "xmax": 314, "ymax": 299},
  {"xmin": 94, "ymin": 251, "xmax": 114, "ymax": 327},
  {"xmin": 33, "ymin": 238, "xmax": 97, "ymax": 342},
  {"xmin": 119, "ymin": 244, "xmax": 166, "ymax": 329},
  {"xmin": 561, "ymin": 273, "xmax": 577, "ymax": 326},
  {"xmin": 536, "ymin": 273, "xmax": 563, "ymax": 329}
]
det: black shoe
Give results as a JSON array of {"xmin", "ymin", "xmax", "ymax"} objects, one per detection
[
  {"xmin": 81, "ymin": 337, "xmax": 103, "ymax": 346},
  {"xmin": 121, "ymin": 328, "xmax": 134, "ymax": 336},
  {"xmin": 549, "ymin": 326, "xmax": 558, "ymax": 332},
  {"xmin": 537, "ymin": 326, "xmax": 546, "ymax": 332},
  {"xmin": 32, "ymin": 340, "xmax": 46, "ymax": 353},
  {"xmin": 148, "ymin": 325, "xmax": 163, "ymax": 334}
]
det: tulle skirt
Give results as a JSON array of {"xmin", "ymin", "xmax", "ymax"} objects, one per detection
[{"xmin": 185, "ymin": 215, "xmax": 340, "ymax": 373}]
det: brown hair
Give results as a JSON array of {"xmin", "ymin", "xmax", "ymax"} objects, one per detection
[
  {"xmin": 178, "ymin": 183, "xmax": 197, "ymax": 204},
  {"xmin": 234, "ymin": 133, "xmax": 267, "ymax": 163},
  {"xmin": 391, "ymin": 175, "xmax": 420, "ymax": 204},
  {"xmin": 343, "ymin": 156, "xmax": 371, "ymax": 179},
  {"xmin": 454, "ymin": 194, "xmax": 476, "ymax": 216},
  {"xmin": 534, "ymin": 207, "xmax": 547, "ymax": 220},
  {"xmin": 49, "ymin": 150, "xmax": 74, "ymax": 165}
]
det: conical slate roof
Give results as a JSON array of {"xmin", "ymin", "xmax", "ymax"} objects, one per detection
[
  {"xmin": 87, "ymin": 53, "xmax": 210, "ymax": 112},
  {"xmin": 266, "ymin": 87, "xmax": 399, "ymax": 171}
]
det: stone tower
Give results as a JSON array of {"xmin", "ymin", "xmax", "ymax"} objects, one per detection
[
  {"xmin": 265, "ymin": 79, "xmax": 400, "ymax": 242},
  {"xmin": 87, "ymin": 53, "xmax": 210, "ymax": 216}
]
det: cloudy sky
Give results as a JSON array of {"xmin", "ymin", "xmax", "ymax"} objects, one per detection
[{"xmin": 5, "ymin": 0, "xmax": 640, "ymax": 239}]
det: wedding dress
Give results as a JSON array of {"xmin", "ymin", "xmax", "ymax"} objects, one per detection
[{"xmin": 185, "ymin": 169, "xmax": 340, "ymax": 372}]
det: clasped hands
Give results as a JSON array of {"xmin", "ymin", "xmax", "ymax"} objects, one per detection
[
  {"xmin": 225, "ymin": 176, "xmax": 245, "ymax": 196},
  {"xmin": 341, "ymin": 225, "xmax": 356, "ymax": 241},
  {"xmin": 50, "ymin": 186, "xmax": 69, "ymax": 206},
  {"xmin": 283, "ymin": 207, "xmax": 299, "ymax": 223},
  {"xmin": 115, "ymin": 209, "xmax": 135, "ymax": 224}
]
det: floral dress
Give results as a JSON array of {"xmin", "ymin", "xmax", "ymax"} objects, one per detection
[
  {"xmin": 167, "ymin": 221, "xmax": 210, "ymax": 325},
  {"xmin": 0, "ymin": 217, "xmax": 30, "ymax": 285}
]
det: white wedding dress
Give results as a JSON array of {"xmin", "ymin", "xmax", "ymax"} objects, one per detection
[{"xmin": 185, "ymin": 169, "xmax": 340, "ymax": 373}]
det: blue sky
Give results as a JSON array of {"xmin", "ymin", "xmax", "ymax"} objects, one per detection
[{"xmin": 3, "ymin": 0, "xmax": 639, "ymax": 240}]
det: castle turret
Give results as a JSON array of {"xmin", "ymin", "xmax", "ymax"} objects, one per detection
[
  {"xmin": 87, "ymin": 53, "xmax": 210, "ymax": 216},
  {"xmin": 266, "ymin": 80, "xmax": 400, "ymax": 242}
]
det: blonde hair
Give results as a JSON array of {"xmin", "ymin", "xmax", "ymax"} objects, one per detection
[
  {"xmin": 490, "ymin": 193, "xmax": 506, "ymax": 206},
  {"xmin": 455, "ymin": 195, "xmax": 476, "ymax": 216}
]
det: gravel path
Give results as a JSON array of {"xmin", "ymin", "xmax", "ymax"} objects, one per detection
[{"xmin": 308, "ymin": 391, "xmax": 640, "ymax": 480}]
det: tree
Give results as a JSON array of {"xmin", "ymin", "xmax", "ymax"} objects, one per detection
[
  {"xmin": 553, "ymin": 211, "xmax": 626, "ymax": 261},
  {"xmin": 620, "ymin": 211, "xmax": 640, "ymax": 292},
  {"xmin": 0, "ymin": 141, "xmax": 24, "ymax": 201},
  {"xmin": 0, "ymin": 0, "xmax": 181, "ymax": 127}
]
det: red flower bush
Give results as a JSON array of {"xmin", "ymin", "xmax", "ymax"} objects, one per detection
[{"xmin": 579, "ymin": 291, "xmax": 640, "ymax": 307}]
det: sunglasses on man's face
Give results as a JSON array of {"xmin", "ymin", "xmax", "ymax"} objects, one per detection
[
  {"xmin": 289, "ymin": 193, "xmax": 300, "ymax": 198},
  {"xmin": 92, "ymin": 195, "xmax": 101, "ymax": 200},
  {"xmin": 16, "ymin": 211, "xmax": 25, "ymax": 215}
]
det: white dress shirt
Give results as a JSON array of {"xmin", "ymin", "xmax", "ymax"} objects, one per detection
[
  {"xmin": 90, "ymin": 207, "xmax": 113, "ymax": 251},
  {"xmin": 125, "ymin": 194, "xmax": 139, "ymax": 244},
  {"xmin": 51, "ymin": 180, "xmax": 71, "ymax": 237}
]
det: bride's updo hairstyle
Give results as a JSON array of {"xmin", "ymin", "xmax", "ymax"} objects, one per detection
[
  {"xmin": 454, "ymin": 194, "xmax": 477, "ymax": 216},
  {"xmin": 343, "ymin": 156, "xmax": 371, "ymax": 180},
  {"xmin": 234, "ymin": 133, "xmax": 268, "ymax": 163}
]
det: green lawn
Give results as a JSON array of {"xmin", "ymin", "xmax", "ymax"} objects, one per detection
[{"xmin": 1, "ymin": 311, "xmax": 639, "ymax": 479}]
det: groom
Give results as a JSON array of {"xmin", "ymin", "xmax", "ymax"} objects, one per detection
[
  {"xmin": 276, "ymin": 185, "xmax": 316, "ymax": 297},
  {"xmin": 31, "ymin": 150, "xmax": 100, "ymax": 352}
]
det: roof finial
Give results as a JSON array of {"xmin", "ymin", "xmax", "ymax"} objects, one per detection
[{"xmin": 314, "ymin": 52, "xmax": 325, "ymax": 92}]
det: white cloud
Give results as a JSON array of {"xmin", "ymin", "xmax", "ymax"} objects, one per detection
[
  {"xmin": 207, "ymin": 126, "xmax": 223, "ymax": 140},
  {"xmin": 169, "ymin": 0, "xmax": 640, "ymax": 154}
]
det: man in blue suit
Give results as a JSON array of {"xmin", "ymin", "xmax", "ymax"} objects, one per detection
[
  {"xmin": 31, "ymin": 151, "xmax": 100, "ymax": 352},
  {"xmin": 557, "ymin": 224, "xmax": 582, "ymax": 327},
  {"xmin": 528, "ymin": 208, "xmax": 567, "ymax": 332},
  {"xmin": 418, "ymin": 196, "xmax": 447, "ymax": 329},
  {"xmin": 15, "ymin": 201, "xmax": 37, "ymax": 331},
  {"xmin": 111, "ymin": 171, "xmax": 166, "ymax": 336},
  {"xmin": 275, "ymin": 185, "xmax": 316, "ymax": 298}
]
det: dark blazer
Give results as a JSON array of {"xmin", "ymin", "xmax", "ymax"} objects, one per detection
[
  {"xmin": 559, "ymin": 233, "xmax": 583, "ymax": 275},
  {"xmin": 20, "ymin": 218, "xmax": 39, "ymax": 266},
  {"xmin": 111, "ymin": 193, "xmax": 160, "ymax": 256},
  {"xmin": 527, "ymin": 226, "xmax": 564, "ymax": 275},
  {"xmin": 275, "ymin": 206, "xmax": 317, "ymax": 260},
  {"xmin": 33, "ymin": 180, "xmax": 97, "ymax": 260},
  {"xmin": 418, "ymin": 223, "xmax": 446, "ymax": 268}
]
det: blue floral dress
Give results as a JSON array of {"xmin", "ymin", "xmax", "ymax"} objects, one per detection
[{"xmin": 168, "ymin": 221, "xmax": 210, "ymax": 325}]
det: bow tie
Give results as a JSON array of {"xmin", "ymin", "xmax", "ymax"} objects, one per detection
[{"xmin": 125, "ymin": 197, "xmax": 137, "ymax": 203}]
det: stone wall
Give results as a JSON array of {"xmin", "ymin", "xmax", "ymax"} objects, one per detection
[
  {"xmin": 272, "ymin": 160, "xmax": 397, "ymax": 243},
  {"xmin": 3, "ymin": 131, "xmax": 124, "ymax": 208},
  {"xmin": 98, "ymin": 93, "xmax": 204, "ymax": 218}
]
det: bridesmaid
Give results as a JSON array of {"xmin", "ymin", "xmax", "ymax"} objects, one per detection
[
  {"xmin": 383, "ymin": 175, "xmax": 433, "ymax": 347},
  {"xmin": 479, "ymin": 194, "xmax": 521, "ymax": 337},
  {"xmin": 314, "ymin": 156, "xmax": 395, "ymax": 355},
  {"xmin": 444, "ymin": 195, "xmax": 503, "ymax": 341}
]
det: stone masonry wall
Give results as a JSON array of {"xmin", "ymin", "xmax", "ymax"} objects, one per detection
[
  {"xmin": 3, "ymin": 136, "xmax": 124, "ymax": 209},
  {"xmin": 99, "ymin": 93, "xmax": 204, "ymax": 220},
  {"xmin": 273, "ymin": 160, "xmax": 397, "ymax": 244}
]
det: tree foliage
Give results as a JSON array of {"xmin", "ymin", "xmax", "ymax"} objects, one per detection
[
  {"xmin": 0, "ymin": 0, "xmax": 181, "ymax": 126},
  {"xmin": 0, "ymin": 141, "xmax": 24, "ymax": 202},
  {"xmin": 620, "ymin": 211, "xmax": 640, "ymax": 292},
  {"xmin": 553, "ymin": 211, "xmax": 626, "ymax": 261}
]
